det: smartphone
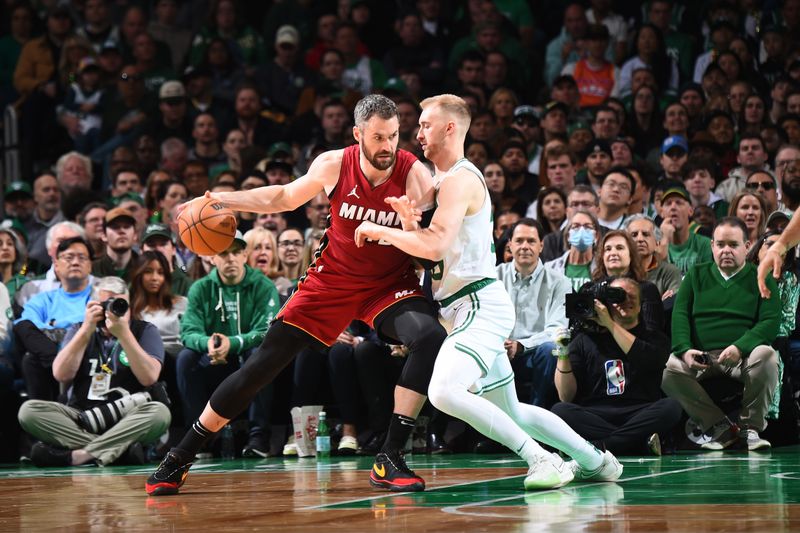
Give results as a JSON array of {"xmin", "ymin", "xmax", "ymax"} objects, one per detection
[
  {"xmin": 694, "ymin": 352, "xmax": 710, "ymax": 365},
  {"xmin": 213, "ymin": 334, "xmax": 222, "ymax": 349}
]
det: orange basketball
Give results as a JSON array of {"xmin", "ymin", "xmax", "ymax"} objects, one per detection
[{"xmin": 177, "ymin": 197, "xmax": 237, "ymax": 255}]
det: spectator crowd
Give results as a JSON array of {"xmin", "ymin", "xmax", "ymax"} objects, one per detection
[{"xmin": 1, "ymin": 0, "xmax": 800, "ymax": 464}]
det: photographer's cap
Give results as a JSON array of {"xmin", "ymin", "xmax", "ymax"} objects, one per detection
[
  {"xmin": 142, "ymin": 223, "xmax": 174, "ymax": 244},
  {"xmin": 661, "ymin": 186, "xmax": 690, "ymax": 203}
]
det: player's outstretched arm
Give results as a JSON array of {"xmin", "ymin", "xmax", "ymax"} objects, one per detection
[
  {"xmin": 201, "ymin": 150, "xmax": 343, "ymax": 215},
  {"xmin": 758, "ymin": 209, "xmax": 800, "ymax": 298},
  {"xmin": 355, "ymin": 169, "xmax": 476, "ymax": 260}
]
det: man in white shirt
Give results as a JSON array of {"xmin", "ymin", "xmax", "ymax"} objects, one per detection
[{"xmin": 497, "ymin": 218, "xmax": 571, "ymax": 409}]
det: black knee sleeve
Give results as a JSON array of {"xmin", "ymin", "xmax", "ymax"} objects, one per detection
[
  {"xmin": 209, "ymin": 319, "xmax": 317, "ymax": 419},
  {"xmin": 376, "ymin": 299, "xmax": 446, "ymax": 396}
]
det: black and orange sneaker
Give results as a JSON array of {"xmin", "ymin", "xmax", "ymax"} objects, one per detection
[
  {"xmin": 369, "ymin": 451, "xmax": 425, "ymax": 492},
  {"xmin": 145, "ymin": 451, "xmax": 193, "ymax": 496}
]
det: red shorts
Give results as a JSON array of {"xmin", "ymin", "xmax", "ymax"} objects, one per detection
[{"xmin": 276, "ymin": 269, "xmax": 424, "ymax": 346}]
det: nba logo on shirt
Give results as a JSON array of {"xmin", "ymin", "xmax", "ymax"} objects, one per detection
[{"xmin": 605, "ymin": 359, "xmax": 625, "ymax": 396}]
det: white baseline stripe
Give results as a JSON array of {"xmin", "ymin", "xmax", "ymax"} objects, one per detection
[
  {"xmin": 441, "ymin": 465, "xmax": 716, "ymax": 516},
  {"xmin": 302, "ymin": 473, "xmax": 527, "ymax": 511}
]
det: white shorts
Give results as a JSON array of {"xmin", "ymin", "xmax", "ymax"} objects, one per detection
[{"xmin": 438, "ymin": 280, "xmax": 516, "ymax": 394}]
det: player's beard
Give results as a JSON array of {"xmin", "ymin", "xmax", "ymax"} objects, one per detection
[{"xmin": 361, "ymin": 142, "xmax": 396, "ymax": 171}]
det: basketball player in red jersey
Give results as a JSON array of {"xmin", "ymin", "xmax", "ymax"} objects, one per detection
[{"xmin": 146, "ymin": 95, "xmax": 447, "ymax": 496}]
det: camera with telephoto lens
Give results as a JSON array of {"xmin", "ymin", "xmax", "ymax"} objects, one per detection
[
  {"xmin": 77, "ymin": 381, "xmax": 170, "ymax": 434},
  {"xmin": 565, "ymin": 280, "xmax": 627, "ymax": 331},
  {"xmin": 101, "ymin": 297, "xmax": 129, "ymax": 318}
]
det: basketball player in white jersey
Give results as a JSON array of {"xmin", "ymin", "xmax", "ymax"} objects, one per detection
[{"xmin": 355, "ymin": 94, "xmax": 622, "ymax": 490}]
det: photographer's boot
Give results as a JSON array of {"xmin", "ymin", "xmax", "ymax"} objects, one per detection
[{"xmin": 145, "ymin": 450, "xmax": 193, "ymax": 496}]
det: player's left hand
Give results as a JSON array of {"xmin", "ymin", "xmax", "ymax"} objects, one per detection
[
  {"xmin": 385, "ymin": 196, "xmax": 422, "ymax": 228},
  {"xmin": 354, "ymin": 221, "xmax": 382, "ymax": 247},
  {"xmin": 717, "ymin": 344, "xmax": 742, "ymax": 367}
]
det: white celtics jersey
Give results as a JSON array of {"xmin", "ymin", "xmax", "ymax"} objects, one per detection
[{"xmin": 431, "ymin": 158, "xmax": 497, "ymax": 302}]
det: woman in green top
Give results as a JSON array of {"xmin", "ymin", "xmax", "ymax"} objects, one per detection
[
  {"xmin": 544, "ymin": 209, "xmax": 600, "ymax": 292},
  {"xmin": 0, "ymin": 227, "xmax": 29, "ymax": 303}
]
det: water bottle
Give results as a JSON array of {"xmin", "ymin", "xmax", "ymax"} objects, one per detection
[
  {"xmin": 316, "ymin": 411, "xmax": 330, "ymax": 458},
  {"xmin": 221, "ymin": 424, "xmax": 235, "ymax": 460}
]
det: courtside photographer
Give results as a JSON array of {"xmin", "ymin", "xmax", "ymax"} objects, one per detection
[
  {"xmin": 553, "ymin": 277, "xmax": 681, "ymax": 455},
  {"xmin": 18, "ymin": 276, "xmax": 170, "ymax": 467}
]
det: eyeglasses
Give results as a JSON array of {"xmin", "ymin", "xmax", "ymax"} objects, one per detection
[
  {"xmin": 745, "ymin": 181, "xmax": 775, "ymax": 191},
  {"xmin": 278, "ymin": 240, "xmax": 303, "ymax": 248},
  {"xmin": 58, "ymin": 253, "xmax": 90, "ymax": 263},
  {"xmin": 602, "ymin": 179, "xmax": 631, "ymax": 192},
  {"xmin": 569, "ymin": 223, "xmax": 595, "ymax": 231}
]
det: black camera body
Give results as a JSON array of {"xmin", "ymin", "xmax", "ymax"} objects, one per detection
[
  {"xmin": 565, "ymin": 280, "xmax": 627, "ymax": 331},
  {"xmin": 101, "ymin": 297, "xmax": 129, "ymax": 318},
  {"xmin": 77, "ymin": 382, "xmax": 170, "ymax": 434}
]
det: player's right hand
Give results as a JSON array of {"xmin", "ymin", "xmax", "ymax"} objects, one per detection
[
  {"xmin": 757, "ymin": 244, "xmax": 785, "ymax": 299},
  {"xmin": 175, "ymin": 194, "xmax": 208, "ymax": 218}
]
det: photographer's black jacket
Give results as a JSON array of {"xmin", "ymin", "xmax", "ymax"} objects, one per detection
[
  {"xmin": 568, "ymin": 322, "xmax": 670, "ymax": 406},
  {"xmin": 62, "ymin": 320, "xmax": 165, "ymax": 409}
]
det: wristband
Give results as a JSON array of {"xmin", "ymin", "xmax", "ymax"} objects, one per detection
[{"xmin": 556, "ymin": 367, "xmax": 573, "ymax": 374}]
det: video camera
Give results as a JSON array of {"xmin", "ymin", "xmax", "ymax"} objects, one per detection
[
  {"xmin": 77, "ymin": 382, "xmax": 170, "ymax": 434},
  {"xmin": 565, "ymin": 280, "xmax": 627, "ymax": 331}
]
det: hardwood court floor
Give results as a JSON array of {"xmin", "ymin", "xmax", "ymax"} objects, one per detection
[{"xmin": 2, "ymin": 448, "xmax": 800, "ymax": 531}]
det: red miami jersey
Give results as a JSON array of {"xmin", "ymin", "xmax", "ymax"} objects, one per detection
[{"xmin": 305, "ymin": 144, "xmax": 418, "ymax": 287}]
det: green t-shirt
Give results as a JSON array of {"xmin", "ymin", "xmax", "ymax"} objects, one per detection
[
  {"xmin": 565, "ymin": 263, "xmax": 592, "ymax": 292},
  {"xmin": 668, "ymin": 232, "xmax": 712, "ymax": 275}
]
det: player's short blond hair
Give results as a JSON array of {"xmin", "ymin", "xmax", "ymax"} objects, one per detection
[{"xmin": 420, "ymin": 94, "xmax": 471, "ymax": 131}]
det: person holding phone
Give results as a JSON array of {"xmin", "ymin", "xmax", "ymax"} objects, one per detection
[{"xmin": 664, "ymin": 217, "xmax": 781, "ymax": 452}]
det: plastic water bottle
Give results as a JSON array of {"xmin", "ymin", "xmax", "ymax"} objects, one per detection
[
  {"xmin": 316, "ymin": 411, "xmax": 330, "ymax": 458},
  {"xmin": 221, "ymin": 424, "xmax": 235, "ymax": 460}
]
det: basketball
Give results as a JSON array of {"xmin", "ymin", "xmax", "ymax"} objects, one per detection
[{"xmin": 177, "ymin": 197, "xmax": 237, "ymax": 255}]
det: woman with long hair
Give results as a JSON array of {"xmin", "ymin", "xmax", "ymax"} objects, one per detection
[
  {"xmin": 129, "ymin": 251, "xmax": 188, "ymax": 357},
  {"xmin": 144, "ymin": 170, "xmax": 171, "ymax": 218},
  {"xmin": 536, "ymin": 187, "xmax": 567, "ymax": 237},
  {"xmin": 487, "ymin": 87, "xmax": 518, "ymax": 129},
  {"xmin": 0, "ymin": 227, "xmax": 29, "ymax": 302},
  {"xmin": 619, "ymin": 24, "xmax": 678, "ymax": 98},
  {"xmin": 151, "ymin": 179, "xmax": 188, "ymax": 224},
  {"xmin": 591, "ymin": 230, "xmax": 664, "ymax": 331},
  {"xmin": 276, "ymin": 228, "xmax": 305, "ymax": 287},
  {"xmin": 243, "ymin": 227, "xmax": 292, "ymax": 296},
  {"xmin": 740, "ymin": 93, "xmax": 770, "ymax": 136},
  {"xmin": 627, "ymin": 84, "xmax": 664, "ymax": 157},
  {"xmin": 483, "ymin": 160, "xmax": 527, "ymax": 216},
  {"xmin": 729, "ymin": 190, "xmax": 768, "ymax": 243}
]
